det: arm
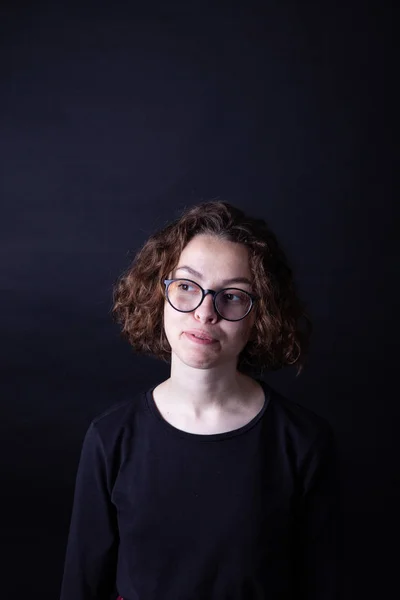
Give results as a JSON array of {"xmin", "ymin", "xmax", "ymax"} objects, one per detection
[
  {"xmin": 294, "ymin": 425, "xmax": 343, "ymax": 599},
  {"xmin": 60, "ymin": 423, "xmax": 118, "ymax": 600}
]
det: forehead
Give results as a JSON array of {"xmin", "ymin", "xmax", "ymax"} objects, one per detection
[{"xmin": 177, "ymin": 234, "xmax": 251, "ymax": 275}]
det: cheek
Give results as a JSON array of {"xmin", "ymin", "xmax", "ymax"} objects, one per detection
[
  {"xmin": 163, "ymin": 303, "xmax": 179, "ymax": 340},
  {"xmin": 163, "ymin": 302, "xmax": 170, "ymax": 329},
  {"xmin": 237, "ymin": 317, "xmax": 256, "ymax": 345},
  {"xmin": 246, "ymin": 317, "xmax": 256, "ymax": 342},
  {"xmin": 162, "ymin": 303, "xmax": 170, "ymax": 339},
  {"xmin": 226, "ymin": 321, "xmax": 253, "ymax": 350}
]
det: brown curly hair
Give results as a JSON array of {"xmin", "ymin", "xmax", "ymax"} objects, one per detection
[{"xmin": 112, "ymin": 201, "xmax": 312, "ymax": 376}]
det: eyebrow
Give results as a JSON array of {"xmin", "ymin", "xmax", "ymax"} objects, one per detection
[{"xmin": 174, "ymin": 265, "xmax": 253, "ymax": 287}]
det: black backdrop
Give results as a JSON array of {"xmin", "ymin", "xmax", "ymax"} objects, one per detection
[{"xmin": 0, "ymin": 1, "xmax": 395, "ymax": 598}]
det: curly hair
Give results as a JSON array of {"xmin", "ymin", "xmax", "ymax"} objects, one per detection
[{"xmin": 112, "ymin": 201, "xmax": 312, "ymax": 376}]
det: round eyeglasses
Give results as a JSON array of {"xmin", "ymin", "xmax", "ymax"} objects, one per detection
[{"xmin": 164, "ymin": 279, "xmax": 257, "ymax": 322}]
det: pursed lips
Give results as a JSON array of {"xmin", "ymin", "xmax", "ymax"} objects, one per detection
[{"xmin": 183, "ymin": 330, "xmax": 218, "ymax": 342}]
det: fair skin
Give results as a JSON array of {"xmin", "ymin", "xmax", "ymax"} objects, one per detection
[{"xmin": 152, "ymin": 234, "xmax": 265, "ymax": 435}]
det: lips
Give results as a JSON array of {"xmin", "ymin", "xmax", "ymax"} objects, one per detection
[{"xmin": 183, "ymin": 330, "xmax": 217, "ymax": 342}]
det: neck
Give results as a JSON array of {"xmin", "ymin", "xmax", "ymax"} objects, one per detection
[{"xmin": 162, "ymin": 355, "xmax": 251, "ymax": 417}]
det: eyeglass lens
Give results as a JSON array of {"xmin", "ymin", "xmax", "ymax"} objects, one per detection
[{"xmin": 167, "ymin": 279, "xmax": 252, "ymax": 320}]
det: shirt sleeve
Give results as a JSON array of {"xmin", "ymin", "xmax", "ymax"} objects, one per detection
[
  {"xmin": 60, "ymin": 422, "xmax": 119, "ymax": 600},
  {"xmin": 293, "ymin": 424, "xmax": 343, "ymax": 600}
]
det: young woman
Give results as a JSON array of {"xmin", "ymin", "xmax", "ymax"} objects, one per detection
[{"xmin": 60, "ymin": 201, "xmax": 340, "ymax": 600}]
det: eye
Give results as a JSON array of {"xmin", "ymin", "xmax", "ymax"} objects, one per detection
[
  {"xmin": 218, "ymin": 289, "xmax": 251, "ymax": 306},
  {"xmin": 176, "ymin": 281, "xmax": 198, "ymax": 292},
  {"xmin": 222, "ymin": 292, "xmax": 241, "ymax": 302}
]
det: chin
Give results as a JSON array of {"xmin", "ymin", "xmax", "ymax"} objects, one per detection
[
  {"xmin": 185, "ymin": 358, "xmax": 220, "ymax": 370},
  {"xmin": 176, "ymin": 353, "xmax": 216, "ymax": 370},
  {"xmin": 175, "ymin": 349, "xmax": 235, "ymax": 371}
]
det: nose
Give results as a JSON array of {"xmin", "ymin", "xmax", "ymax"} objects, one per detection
[{"xmin": 194, "ymin": 291, "xmax": 218, "ymax": 323}]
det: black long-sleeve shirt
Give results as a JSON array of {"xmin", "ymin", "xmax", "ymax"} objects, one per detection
[{"xmin": 60, "ymin": 380, "xmax": 341, "ymax": 600}]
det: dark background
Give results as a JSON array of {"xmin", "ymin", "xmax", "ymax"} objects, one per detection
[{"xmin": 0, "ymin": 1, "xmax": 396, "ymax": 598}]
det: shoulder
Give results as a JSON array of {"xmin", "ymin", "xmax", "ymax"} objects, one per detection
[
  {"xmin": 92, "ymin": 396, "xmax": 140, "ymax": 430},
  {"xmin": 77, "ymin": 387, "xmax": 152, "ymax": 489},
  {"xmin": 260, "ymin": 379, "xmax": 335, "ymax": 453},
  {"xmin": 259, "ymin": 381, "xmax": 338, "ymax": 493},
  {"xmin": 85, "ymin": 386, "xmax": 151, "ymax": 453}
]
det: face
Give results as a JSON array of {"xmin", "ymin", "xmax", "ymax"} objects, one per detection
[{"xmin": 163, "ymin": 234, "xmax": 256, "ymax": 371}]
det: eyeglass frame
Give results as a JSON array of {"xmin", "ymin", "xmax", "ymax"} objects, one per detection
[{"xmin": 163, "ymin": 278, "xmax": 258, "ymax": 322}]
